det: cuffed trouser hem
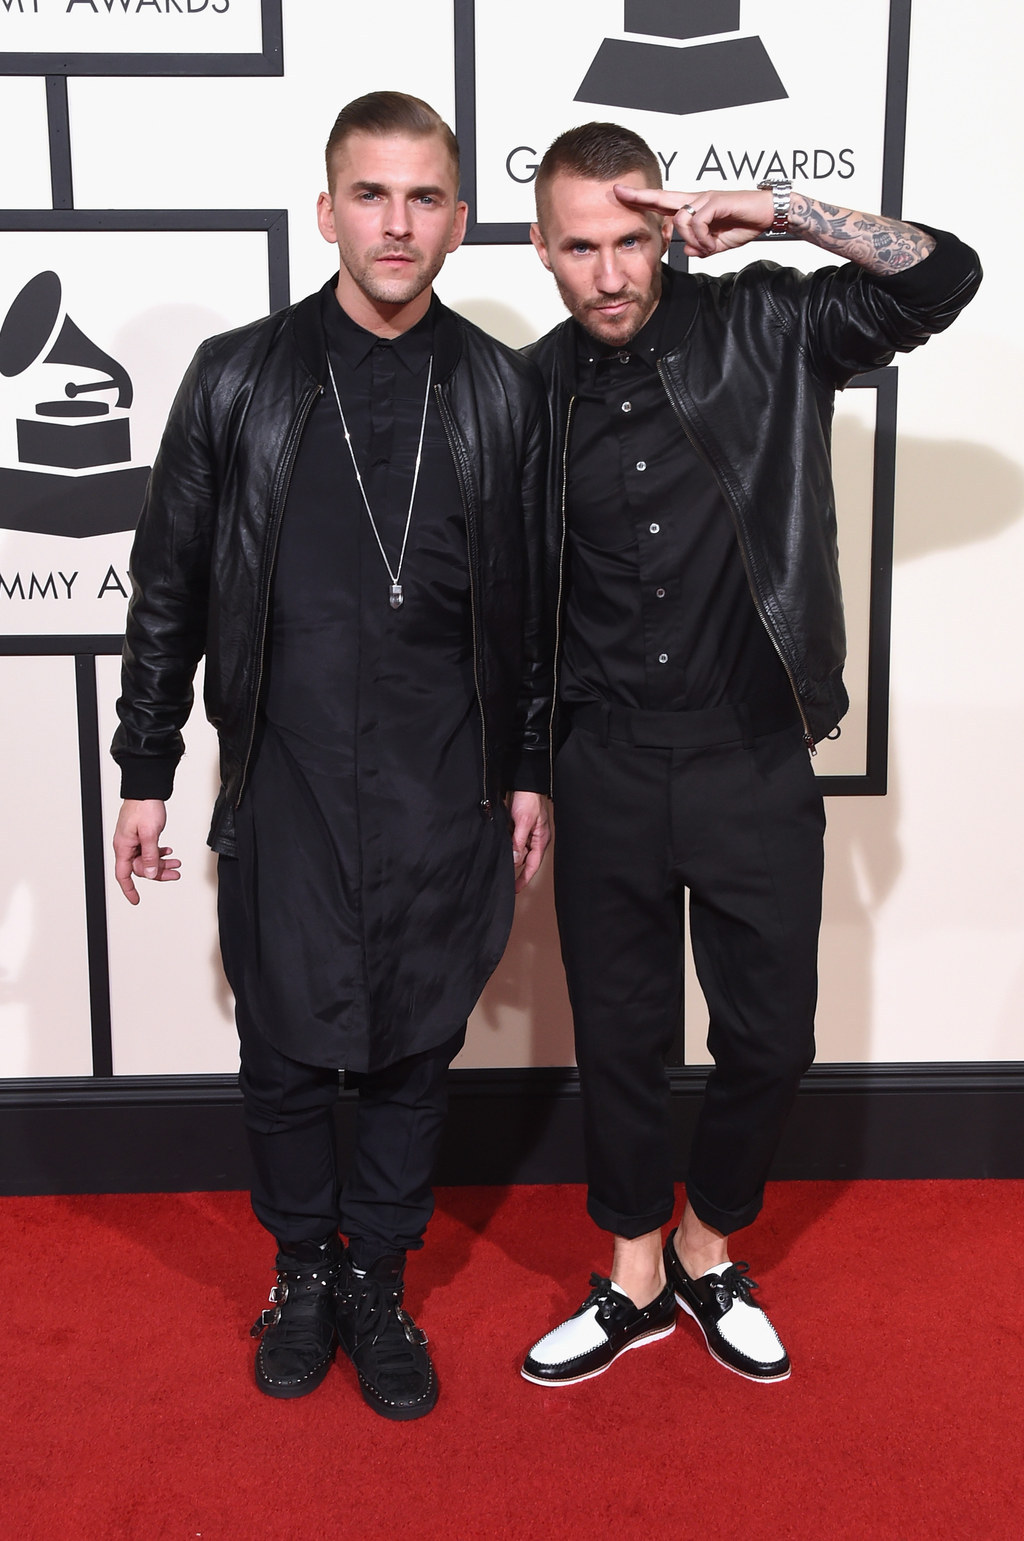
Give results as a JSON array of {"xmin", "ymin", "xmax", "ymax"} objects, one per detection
[
  {"xmin": 587, "ymin": 1192, "xmax": 676, "ymax": 1241},
  {"xmin": 554, "ymin": 722, "xmax": 824, "ymax": 1254},
  {"xmin": 684, "ymin": 1176, "xmax": 763, "ymax": 1239}
]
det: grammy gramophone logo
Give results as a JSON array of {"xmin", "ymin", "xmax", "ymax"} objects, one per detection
[
  {"xmin": 0, "ymin": 270, "xmax": 151, "ymax": 538},
  {"xmin": 576, "ymin": 0, "xmax": 786, "ymax": 116}
]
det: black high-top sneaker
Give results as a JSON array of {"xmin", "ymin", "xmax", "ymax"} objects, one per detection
[
  {"xmin": 334, "ymin": 1253, "xmax": 438, "ymax": 1421},
  {"xmin": 250, "ymin": 1233, "xmax": 343, "ymax": 1399}
]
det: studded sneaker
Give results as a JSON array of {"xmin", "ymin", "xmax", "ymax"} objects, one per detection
[
  {"xmin": 521, "ymin": 1273, "xmax": 676, "ymax": 1386},
  {"xmin": 663, "ymin": 1238, "xmax": 790, "ymax": 1382},
  {"xmin": 250, "ymin": 1233, "xmax": 343, "ymax": 1399},
  {"xmin": 334, "ymin": 1254, "xmax": 438, "ymax": 1421}
]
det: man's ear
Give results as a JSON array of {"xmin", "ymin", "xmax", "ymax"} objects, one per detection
[
  {"xmin": 316, "ymin": 191, "xmax": 337, "ymax": 246},
  {"xmin": 448, "ymin": 200, "xmax": 469, "ymax": 254},
  {"xmin": 529, "ymin": 222, "xmax": 552, "ymax": 271},
  {"xmin": 660, "ymin": 215, "xmax": 673, "ymax": 255}
]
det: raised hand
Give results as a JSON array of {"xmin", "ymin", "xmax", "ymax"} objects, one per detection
[
  {"xmin": 614, "ymin": 184, "xmax": 774, "ymax": 259},
  {"xmin": 615, "ymin": 183, "xmax": 936, "ymax": 276}
]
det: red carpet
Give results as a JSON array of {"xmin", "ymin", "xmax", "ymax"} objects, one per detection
[{"xmin": 3, "ymin": 1181, "xmax": 1022, "ymax": 1540}]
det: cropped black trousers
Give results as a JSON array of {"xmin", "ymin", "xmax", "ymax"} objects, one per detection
[{"xmin": 553, "ymin": 708, "xmax": 825, "ymax": 1239}]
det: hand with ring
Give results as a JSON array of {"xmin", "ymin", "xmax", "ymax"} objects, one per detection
[{"xmin": 614, "ymin": 185, "xmax": 779, "ymax": 259}]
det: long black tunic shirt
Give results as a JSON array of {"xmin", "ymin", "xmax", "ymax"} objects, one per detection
[
  {"xmin": 232, "ymin": 290, "xmax": 512, "ymax": 1073},
  {"xmin": 561, "ymin": 275, "xmax": 797, "ymax": 721}
]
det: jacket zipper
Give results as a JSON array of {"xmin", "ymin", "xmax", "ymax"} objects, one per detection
[
  {"xmin": 549, "ymin": 395, "xmax": 575, "ymax": 789},
  {"xmin": 434, "ymin": 383, "xmax": 492, "ymax": 815},
  {"xmin": 235, "ymin": 381, "xmax": 323, "ymax": 804},
  {"xmin": 655, "ymin": 360, "xmax": 816, "ymax": 752}
]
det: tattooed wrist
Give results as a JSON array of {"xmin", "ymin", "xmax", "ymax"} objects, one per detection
[{"xmin": 787, "ymin": 193, "xmax": 936, "ymax": 274}]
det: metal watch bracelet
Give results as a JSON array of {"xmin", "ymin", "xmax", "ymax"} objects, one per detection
[{"xmin": 757, "ymin": 178, "xmax": 792, "ymax": 238}]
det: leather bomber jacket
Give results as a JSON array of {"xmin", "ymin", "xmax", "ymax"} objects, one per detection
[
  {"xmin": 112, "ymin": 280, "xmax": 553, "ymax": 854},
  {"xmin": 525, "ymin": 226, "xmax": 982, "ymax": 748}
]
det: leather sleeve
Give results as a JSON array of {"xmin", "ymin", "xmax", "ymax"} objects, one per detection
[
  {"xmin": 111, "ymin": 344, "xmax": 218, "ymax": 800},
  {"xmin": 760, "ymin": 225, "xmax": 983, "ymax": 389},
  {"xmin": 505, "ymin": 369, "xmax": 555, "ymax": 795}
]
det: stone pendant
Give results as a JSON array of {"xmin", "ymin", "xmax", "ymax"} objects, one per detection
[{"xmin": 389, "ymin": 582, "xmax": 404, "ymax": 610}]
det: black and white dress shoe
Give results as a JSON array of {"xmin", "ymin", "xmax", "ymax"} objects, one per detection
[
  {"xmin": 663, "ymin": 1238, "xmax": 790, "ymax": 1382},
  {"xmin": 521, "ymin": 1273, "xmax": 676, "ymax": 1386}
]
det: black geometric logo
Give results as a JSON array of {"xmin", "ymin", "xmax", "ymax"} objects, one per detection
[
  {"xmin": 576, "ymin": 1, "xmax": 787, "ymax": 117},
  {"xmin": 0, "ymin": 270, "xmax": 150, "ymax": 538}
]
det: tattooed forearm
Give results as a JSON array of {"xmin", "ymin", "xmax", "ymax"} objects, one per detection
[{"xmin": 788, "ymin": 194, "xmax": 936, "ymax": 275}]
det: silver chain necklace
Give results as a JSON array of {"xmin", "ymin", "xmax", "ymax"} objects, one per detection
[{"xmin": 325, "ymin": 350, "xmax": 433, "ymax": 609}]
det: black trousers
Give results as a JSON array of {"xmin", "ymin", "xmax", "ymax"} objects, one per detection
[
  {"xmin": 218, "ymin": 856, "xmax": 465, "ymax": 1268},
  {"xmin": 553, "ymin": 710, "xmax": 825, "ymax": 1239}
]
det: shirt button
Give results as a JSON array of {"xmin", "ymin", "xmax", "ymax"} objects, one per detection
[
  {"xmin": 658, "ymin": 653, "xmax": 669, "ymax": 664},
  {"xmin": 655, "ymin": 587, "xmax": 666, "ymax": 598},
  {"xmin": 649, "ymin": 522, "xmax": 660, "ymax": 534},
  {"xmin": 621, "ymin": 401, "xmax": 632, "ymax": 413},
  {"xmin": 636, "ymin": 460, "xmax": 647, "ymax": 471}
]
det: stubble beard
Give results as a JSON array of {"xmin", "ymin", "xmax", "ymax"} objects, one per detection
[
  {"xmin": 559, "ymin": 274, "xmax": 661, "ymax": 346},
  {"xmin": 342, "ymin": 240, "xmax": 445, "ymax": 309}
]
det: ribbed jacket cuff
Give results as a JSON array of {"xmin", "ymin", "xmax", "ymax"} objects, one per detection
[
  {"xmin": 504, "ymin": 749, "xmax": 552, "ymax": 797},
  {"xmin": 116, "ymin": 755, "xmax": 177, "ymax": 801}
]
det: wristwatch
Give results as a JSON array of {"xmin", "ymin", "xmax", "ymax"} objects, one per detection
[{"xmin": 757, "ymin": 178, "xmax": 792, "ymax": 237}]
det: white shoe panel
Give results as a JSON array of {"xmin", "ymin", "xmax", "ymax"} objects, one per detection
[
  {"xmin": 700, "ymin": 1264, "xmax": 785, "ymax": 1364},
  {"xmin": 715, "ymin": 1299, "xmax": 785, "ymax": 1362},
  {"xmin": 527, "ymin": 1303, "xmax": 611, "ymax": 1366}
]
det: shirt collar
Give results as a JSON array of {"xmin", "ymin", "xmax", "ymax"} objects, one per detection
[
  {"xmin": 573, "ymin": 287, "xmax": 664, "ymax": 374},
  {"xmin": 322, "ymin": 283, "xmax": 435, "ymax": 373},
  {"xmin": 571, "ymin": 260, "xmax": 700, "ymax": 378}
]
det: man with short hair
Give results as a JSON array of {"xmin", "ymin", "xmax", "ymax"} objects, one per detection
[
  {"xmin": 111, "ymin": 92, "xmax": 551, "ymax": 1421},
  {"xmin": 521, "ymin": 122, "xmax": 981, "ymax": 1387}
]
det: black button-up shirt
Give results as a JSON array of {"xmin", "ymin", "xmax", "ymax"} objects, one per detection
[
  {"xmin": 234, "ymin": 288, "xmax": 512, "ymax": 1074},
  {"xmin": 560, "ymin": 272, "xmax": 796, "ymax": 721}
]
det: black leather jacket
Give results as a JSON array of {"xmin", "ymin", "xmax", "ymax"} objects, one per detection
[
  {"xmin": 526, "ymin": 227, "xmax": 982, "ymax": 747},
  {"xmin": 113, "ymin": 281, "xmax": 551, "ymax": 852}
]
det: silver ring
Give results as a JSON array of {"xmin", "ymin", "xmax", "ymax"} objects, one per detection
[{"xmin": 682, "ymin": 203, "xmax": 696, "ymax": 214}]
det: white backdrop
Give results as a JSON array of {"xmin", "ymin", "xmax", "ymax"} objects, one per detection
[
  {"xmin": 470, "ymin": 0, "xmax": 891, "ymax": 227},
  {"xmin": 0, "ymin": 0, "xmax": 1020, "ymax": 1076}
]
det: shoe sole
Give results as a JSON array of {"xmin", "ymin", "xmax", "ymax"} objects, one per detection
[
  {"xmin": 520, "ymin": 1319, "xmax": 676, "ymax": 1387},
  {"xmin": 254, "ymin": 1346, "xmax": 335, "ymax": 1400},
  {"xmin": 675, "ymin": 1293, "xmax": 791, "ymax": 1383},
  {"xmin": 352, "ymin": 1362, "xmax": 439, "ymax": 1421}
]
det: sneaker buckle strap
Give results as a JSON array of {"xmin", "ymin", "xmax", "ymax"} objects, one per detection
[
  {"xmin": 250, "ymin": 1306, "xmax": 281, "ymax": 1339},
  {"xmin": 398, "ymin": 1308, "xmax": 428, "ymax": 1346}
]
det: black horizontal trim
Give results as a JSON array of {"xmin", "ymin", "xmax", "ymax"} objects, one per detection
[
  {"xmin": 3, "ymin": 55, "xmax": 280, "ymax": 78},
  {"xmin": 3, "ymin": 1061, "xmax": 1022, "ymax": 1109},
  {"xmin": 458, "ymin": 1061, "xmax": 1024, "ymax": 1096},
  {"xmin": 0, "ymin": 635, "xmax": 124, "ymax": 655},
  {"xmin": 814, "ymin": 775, "xmax": 885, "ymax": 796},
  {"xmin": 0, "ymin": 209, "xmax": 286, "ymax": 231},
  {"xmin": 2, "ymin": 1062, "xmax": 1022, "ymax": 1196},
  {"xmin": 462, "ymin": 222, "xmax": 531, "ymax": 246},
  {"xmin": 0, "ymin": 1073, "xmax": 244, "ymax": 1109}
]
